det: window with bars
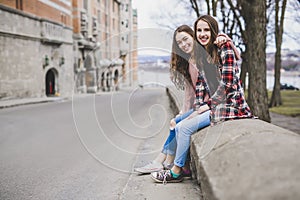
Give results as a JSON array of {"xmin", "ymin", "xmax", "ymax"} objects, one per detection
[{"xmin": 16, "ymin": 0, "xmax": 23, "ymax": 10}]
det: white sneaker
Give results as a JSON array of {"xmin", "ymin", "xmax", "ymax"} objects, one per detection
[
  {"xmin": 134, "ymin": 161, "xmax": 164, "ymax": 174},
  {"xmin": 163, "ymin": 162, "xmax": 174, "ymax": 170}
]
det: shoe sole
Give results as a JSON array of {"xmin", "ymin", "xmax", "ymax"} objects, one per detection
[
  {"xmin": 150, "ymin": 175, "xmax": 183, "ymax": 183},
  {"xmin": 134, "ymin": 168, "xmax": 163, "ymax": 174},
  {"xmin": 182, "ymin": 173, "xmax": 192, "ymax": 178}
]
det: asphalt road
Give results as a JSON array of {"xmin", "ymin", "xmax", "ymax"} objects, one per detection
[{"xmin": 0, "ymin": 88, "xmax": 201, "ymax": 200}]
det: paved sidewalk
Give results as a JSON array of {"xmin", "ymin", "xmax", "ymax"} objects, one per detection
[
  {"xmin": 0, "ymin": 96, "xmax": 68, "ymax": 109},
  {"xmin": 0, "ymin": 88, "xmax": 135, "ymax": 109},
  {"xmin": 270, "ymin": 112, "xmax": 300, "ymax": 134}
]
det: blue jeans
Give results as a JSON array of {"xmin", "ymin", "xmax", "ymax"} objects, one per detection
[
  {"xmin": 161, "ymin": 109, "xmax": 194, "ymax": 155},
  {"xmin": 174, "ymin": 110, "xmax": 210, "ymax": 167}
]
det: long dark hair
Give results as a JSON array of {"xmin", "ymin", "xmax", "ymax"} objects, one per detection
[
  {"xmin": 170, "ymin": 25, "xmax": 194, "ymax": 90},
  {"xmin": 194, "ymin": 15, "xmax": 221, "ymax": 95}
]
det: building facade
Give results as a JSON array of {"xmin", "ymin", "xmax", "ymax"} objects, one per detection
[
  {"xmin": 73, "ymin": 0, "xmax": 137, "ymax": 92},
  {"xmin": 0, "ymin": 0, "xmax": 138, "ymax": 99},
  {"xmin": 0, "ymin": 1, "xmax": 73, "ymax": 98},
  {"xmin": 119, "ymin": 1, "xmax": 138, "ymax": 87},
  {"xmin": 132, "ymin": 8, "xmax": 138, "ymax": 82}
]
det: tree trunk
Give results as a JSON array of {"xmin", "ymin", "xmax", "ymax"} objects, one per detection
[
  {"xmin": 190, "ymin": 0, "xmax": 200, "ymax": 17},
  {"xmin": 269, "ymin": 0, "xmax": 287, "ymax": 107},
  {"xmin": 269, "ymin": 50, "xmax": 282, "ymax": 107},
  {"xmin": 239, "ymin": 0, "xmax": 271, "ymax": 122},
  {"xmin": 205, "ymin": 0, "xmax": 211, "ymax": 15},
  {"xmin": 240, "ymin": 51, "xmax": 248, "ymax": 92},
  {"xmin": 212, "ymin": 0, "xmax": 217, "ymax": 16}
]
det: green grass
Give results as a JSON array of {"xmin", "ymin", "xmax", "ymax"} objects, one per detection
[{"xmin": 268, "ymin": 90, "xmax": 300, "ymax": 117}]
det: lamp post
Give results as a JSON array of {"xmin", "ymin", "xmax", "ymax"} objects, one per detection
[
  {"xmin": 43, "ymin": 55, "xmax": 49, "ymax": 68},
  {"xmin": 59, "ymin": 56, "xmax": 65, "ymax": 66}
]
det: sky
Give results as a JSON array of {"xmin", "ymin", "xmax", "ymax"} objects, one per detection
[
  {"xmin": 131, "ymin": 0, "xmax": 183, "ymax": 55},
  {"xmin": 132, "ymin": 0, "xmax": 300, "ymax": 55}
]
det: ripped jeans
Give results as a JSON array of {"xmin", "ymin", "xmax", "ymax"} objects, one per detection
[
  {"xmin": 161, "ymin": 108, "xmax": 210, "ymax": 167},
  {"xmin": 174, "ymin": 110, "xmax": 210, "ymax": 167},
  {"xmin": 161, "ymin": 109, "xmax": 194, "ymax": 155}
]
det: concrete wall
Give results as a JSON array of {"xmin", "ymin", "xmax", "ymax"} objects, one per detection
[
  {"xmin": 166, "ymin": 86, "xmax": 300, "ymax": 200},
  {"xmin": 0, "ymin": 5, "xmax": 74, "ymax": 99}
]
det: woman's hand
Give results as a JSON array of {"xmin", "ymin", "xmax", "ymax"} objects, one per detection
[
  {"xmin": 187, "ymin": 111, "xmax": 199, "ymax": 119},
  {"xmin": 214, "ymin": 34, "xmax": 230, "ymax": 47},
  {"xmin": 170, "ymin": 118, "xmax": 176, "ymax": 129},
  {"xmin": 199, "ymin": 104, "xmax": 210, "ymax": 113},
  {"xmin": 187, "ymin": 104, "xmax": 210, "ymax": 120},
  {"xmin": 175, "ymin": 113, "xmax": 181, "ymax": 118}
]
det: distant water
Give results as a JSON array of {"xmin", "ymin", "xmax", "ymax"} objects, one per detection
[
  {"xmin": 138, "ymin": 70, "xmax": 172, "ymax": 87},
  {"xmin": 138, "ymin": 70, "xmax": 300, "ymax": 90},
  {"xmin": 266, "ymin": 71, "xmax": 300, "ymax": 90}
]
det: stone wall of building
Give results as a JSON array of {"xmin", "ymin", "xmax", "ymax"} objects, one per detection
[{"xmin": 0, "ymin": 5, "xmax": 74, "ymax": 99}]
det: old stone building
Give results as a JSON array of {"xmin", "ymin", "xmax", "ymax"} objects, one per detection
[
  {"xmin": 120, "ymin": 0, "xmax": 138, "ymax": 87},
  {"xmin": 0, "ymin": 1, "xmax": 73, "ymax": 99},
  {"xmin": 72, "ymin": 0, "xmax": 138, "ymax": 93},
  {"xmin": 0, "ymin": 0, "xmax": 138, "ymax": 99},
  {"xmin": 73, "ymin": 0, "xmax": 121, "ymax": 92}
]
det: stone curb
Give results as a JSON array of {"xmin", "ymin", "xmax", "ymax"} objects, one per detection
[
  {"xmin": 0, "ymin": 97, "xmax": 67, "ymax": 109},
  {"xmin": 166, "ymin": 86, "xmax": 300, "ymax": 200}
]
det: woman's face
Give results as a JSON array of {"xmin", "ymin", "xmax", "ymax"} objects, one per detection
[
  {"xmin": 175, "ymin": 31, "xmax": 194, "ymax": 54},
  {"xmin": 196, "ymin": 19, "xmax": 211, "ymax": 47}
]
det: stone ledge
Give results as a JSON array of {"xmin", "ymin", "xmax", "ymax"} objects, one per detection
[{"xmin": 166, "ymin": 86, "xmax": 300, "ymax": 200}]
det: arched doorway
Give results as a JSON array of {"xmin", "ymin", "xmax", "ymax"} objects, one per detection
[
  {"xmin": 114, "ymin": 70, "xmax": 119, "ymax": 91},
  {"xmin": 106, "ymin": 72, "xmax": 110, "ymax": 91},
  {"xmin": 101, "ymin": 72, "xmax": 105, "ymax": 91},
  {"xmin": 45, "ymin": 69, "xmax": 57, "ymax": 96}
]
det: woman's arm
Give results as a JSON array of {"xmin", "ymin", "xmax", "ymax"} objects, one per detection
[
  {"xmin": 215, "ymin": 33, "xmax": 241, "ymax": 60},
  {"xmin": 208, "ymin": 42, "xmax": 235, "ymax": 108}
]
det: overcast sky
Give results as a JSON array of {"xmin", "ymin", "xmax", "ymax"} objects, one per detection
[{"xmin": 132, "ymin": 0, "xmax": 300, "ymax": 54}]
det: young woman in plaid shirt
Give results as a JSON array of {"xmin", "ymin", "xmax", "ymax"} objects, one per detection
[
  {"xmin": 151, "ymin": 15, "xmax": 252, "ymax": 183},
  {"xmin": 194, "ymin": 15, "xmax": 252, "ymax": 124},
  {"xmin": 135, "ymin": 25, "xmax": 235, "ymax": 176}
]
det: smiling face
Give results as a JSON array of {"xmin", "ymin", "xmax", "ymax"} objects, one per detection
[
  {"xmin": 175, "ymin": 31, "xmax": 194, "ymax": 55},
  {"xmin": 196, "ymin": 19, "xmax": 211, "ymax": 47}
]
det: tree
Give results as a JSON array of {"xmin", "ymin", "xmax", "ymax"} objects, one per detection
[
  {"xmin": 269, "ymin": 0, "xmax": 287, "ymax": 108},
  {"xmin": 189, "ymin": 0, "xmax": 218, "ymax": 17},
  {"xmin": 238, "ymin": 0, "xmax": 270, "ymax": 122},
  {"xmin": 155, "ymin": 0, "xmax": 271, "ymax": 121},
  {"xmin": 190, "ymin": 0, "xmax": 201, "ymax": 17}
]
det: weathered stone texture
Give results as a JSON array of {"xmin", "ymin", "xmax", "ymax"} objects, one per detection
[{"xmin": 0, "ymin": 6, "xmax": 74, "ymax": 99}]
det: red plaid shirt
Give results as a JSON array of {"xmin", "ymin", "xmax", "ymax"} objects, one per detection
[{"xmin": 208, "ymin": 42, "xmax": 252, "ymax": 123}]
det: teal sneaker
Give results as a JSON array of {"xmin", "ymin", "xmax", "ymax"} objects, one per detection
[{"xmin": 151, "ymin": 170, "xmax": 183, "ymax": 184}]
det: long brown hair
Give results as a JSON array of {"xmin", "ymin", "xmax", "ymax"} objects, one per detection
[
  {"xmin": 194, "ymin": 15, "xmax": 219, "ymax": 64},
  {"xmin": 170, "ymin": 25, "xmax": 194, "ymax": 90},
  {"xmin": 194, "ymin": 15, "xmax": 220, "ymax": 95}
]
